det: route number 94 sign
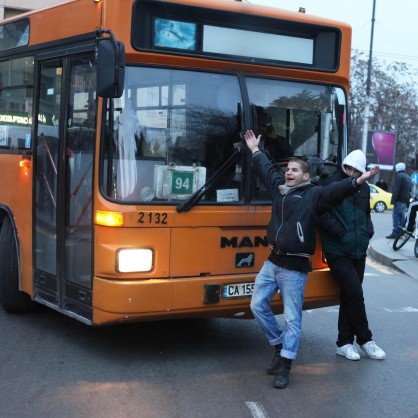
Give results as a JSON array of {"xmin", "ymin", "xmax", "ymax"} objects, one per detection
[{"xmin": 172, "ymin": 171, "xmax": 193, "ymax": 194}]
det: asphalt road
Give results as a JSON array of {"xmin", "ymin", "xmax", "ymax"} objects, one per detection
[{"xmin": 0, "ymin": 212, "xmax": 417, "ymax": 418}]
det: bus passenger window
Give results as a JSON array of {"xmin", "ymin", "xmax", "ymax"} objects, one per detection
[{"xmin": 0, "ymin": 57, "xmax": 34, "ymax": 150}]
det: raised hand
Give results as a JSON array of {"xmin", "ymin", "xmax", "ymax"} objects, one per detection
[
  {"xmin": 244, "ymin": 130, "xmax": 261, "ymax": 153},
  {"xmin": 357, "ymin": 165, "xmax": 380, "ymax": 185}
]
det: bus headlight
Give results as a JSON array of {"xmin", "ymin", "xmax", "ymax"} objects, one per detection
[{"xmin": 117, "ymin": 249, "xmax": 153, "ymax": 273}]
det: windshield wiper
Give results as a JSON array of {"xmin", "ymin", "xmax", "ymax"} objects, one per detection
[{"xmin": 176, "ymin": 142, "xmax": 244, "ymax": 213}]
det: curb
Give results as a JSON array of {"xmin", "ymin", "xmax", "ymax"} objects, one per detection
[
  {"xmin": 368, "ymin": 239, "xmax": 418, "ymax": 278},
  {"xmin": 368, "ymin": 245, "xmax": 394, "ymax": 269}
]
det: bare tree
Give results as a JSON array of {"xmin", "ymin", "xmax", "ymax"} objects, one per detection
[{"xmin": 349, "ymin": 50, "xmax": 418, "ymax": 168}]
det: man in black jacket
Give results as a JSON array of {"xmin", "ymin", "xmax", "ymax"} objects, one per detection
[
  {"xmin": 386, "ymin": 162, "xmax": 411, "ymax": 239},
  {"xmin": 376, "ymin": 177, "xmax": 388, "ymax": 191},
  {"xmin": 244, "ymin": 130, "xmax": 379, "ymax": 389}
]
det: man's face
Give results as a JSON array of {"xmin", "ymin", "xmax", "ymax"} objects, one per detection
[
  {"xmin": 344, "ymin": 165, "xmax": 361, "ymax": 178},
  {"xmin": 285, "ymin": 161, "xmax": 310, "ymax": 186}
]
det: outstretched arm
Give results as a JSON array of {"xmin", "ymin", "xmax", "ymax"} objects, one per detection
[{"xmin": 316, "ymin": 165, "xmax": 380, "ymax": 214}]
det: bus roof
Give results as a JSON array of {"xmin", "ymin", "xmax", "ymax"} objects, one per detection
[
  {"xmin": 0, "ymin": 0, "xmax": 351, "ymax": 87},
  {"xmin": 1, "ymin": 0, "xmax": 351, "ymax": 32}
]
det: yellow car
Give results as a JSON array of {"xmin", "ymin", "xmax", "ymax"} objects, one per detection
[{"xmin": 369, "ymin": 183, "xmax": 394, "ymax": 213}]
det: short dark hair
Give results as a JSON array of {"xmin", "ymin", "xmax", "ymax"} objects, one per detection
[{"xmin": 288, "ymin": 157, "xmax": 310, "ymax": 174}]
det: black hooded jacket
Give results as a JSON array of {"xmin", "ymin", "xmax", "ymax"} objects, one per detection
[
  {"xmin": 252, "ymin": 151, "xmax": 360, "ymax": 270},
  {"xmin": 391, "ymin": 170, "xmax": 411, "ymax": 204}
]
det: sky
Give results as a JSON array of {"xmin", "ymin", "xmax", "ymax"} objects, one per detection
[{"xmin": 248, "ymin": 0, "xmax": 418, "ymax": 70}]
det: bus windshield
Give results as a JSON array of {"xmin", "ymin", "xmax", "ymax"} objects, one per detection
[
  {"xmin": 102, "ymin": 66, "xmax": 241, "ymax": 203},
  {"xmin": 101, "ymin": 66, "xmax": 346, "ymax": 204},
  {"xmin": 246, "ymin": 78, "xmax": 344, "ymax": 164}
]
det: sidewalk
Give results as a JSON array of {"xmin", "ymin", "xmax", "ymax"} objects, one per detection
[{"xmin": 368, "ymin": 237, "xmax": 418, "ymax": 278}]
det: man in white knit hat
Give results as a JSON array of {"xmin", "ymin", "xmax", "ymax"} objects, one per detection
[
  {"xmin": 320, "ymin": 150, "xmax": 386, "ymax": 361},
  {"xmin": 386, "ymin": 162, "xmax": 411, "ymax": 239}
]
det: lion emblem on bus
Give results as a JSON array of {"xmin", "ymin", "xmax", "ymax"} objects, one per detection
[{"xmin": 236, "ymin": 253, "xmax": 254, "ymax": 268}]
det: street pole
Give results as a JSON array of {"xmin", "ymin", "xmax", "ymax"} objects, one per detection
[{"xmin": 361, "ymin": 0, "xmax": 377, "ymax": 155}]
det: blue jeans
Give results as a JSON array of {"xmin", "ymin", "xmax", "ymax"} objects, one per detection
[
  {"xmin": 250, "ymin": 260, "xmax": 308, "ymax": 360},
  {"xmin": 392, "ymin": 202, "xmax": 407, "ymax": 235}
]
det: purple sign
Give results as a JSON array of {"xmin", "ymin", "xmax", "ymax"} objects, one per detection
[{"xmin": 366, "ymin": 131, "xmax": 396, "ymax": 169}]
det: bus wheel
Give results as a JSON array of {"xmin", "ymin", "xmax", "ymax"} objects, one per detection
[{"xmin": 0, "ymin": 217, "xmax": 35, "ymax": 313}]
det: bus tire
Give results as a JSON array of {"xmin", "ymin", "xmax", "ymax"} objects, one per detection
[{"xmin": 0, "ymin": 217, "xmax": 35, "ymax": 313}]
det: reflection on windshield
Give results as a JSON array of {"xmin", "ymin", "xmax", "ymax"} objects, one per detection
[
  {"xmin": 247, "ymin": 79, "xmax": 345, "ymax": 201},
  {"xmin": 101, "ymin": 66, "xmax": 346, "ymax": 204},
  {"xmin": 248, "ymin": 79, "xmax": 344, "ymax": 164},
  {"xmin": 102, "ymin": 67, "xmax": 242, "ymax": 204}
]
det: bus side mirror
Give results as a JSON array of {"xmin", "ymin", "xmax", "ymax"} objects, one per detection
[{"xmin": 96, "ymin": 36, "xmax": 125, "ymax": 98}]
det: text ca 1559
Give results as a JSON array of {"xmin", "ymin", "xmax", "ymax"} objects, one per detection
[{"xmin": 223, "ymin": 282, "xmax": 254, "ymax": 298}]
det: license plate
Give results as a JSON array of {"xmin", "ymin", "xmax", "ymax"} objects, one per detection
[{"xmin": 223, "ymin": 282, "xmax": 254, "ymax": 298}]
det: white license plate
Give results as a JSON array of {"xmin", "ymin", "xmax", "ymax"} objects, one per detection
[{"xmin": 223, "ymin": 282, "xmax": 254, "ymax": 298}]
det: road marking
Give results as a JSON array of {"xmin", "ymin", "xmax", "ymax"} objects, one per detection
[
  {"xmin": 366, "ymin": 258, "xmax": 395, "ymax": 274},
  {"xmin": 307, "ymin": 307, "xmax": 418, "ymax": 314},
  {"xmin": 383, "ymin": 307, "xmax": 418, "ymax": 312},
  {"xmin": 305, "ymin": 307, "xmax": 339, "ymax": 313},
  {"xmin": 246, "ymin": 402, "xmax": 269, "ymax": 418}
]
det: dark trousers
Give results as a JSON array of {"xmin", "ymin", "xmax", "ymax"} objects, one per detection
[{"xmin": 325, "ymin": 255, "xmax": 373, "ymax": 347}]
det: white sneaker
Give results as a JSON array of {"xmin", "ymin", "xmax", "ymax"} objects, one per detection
[
  {"xmin": 336, "ymin": 344, "xmax": 360, "ymax": 361},
  {"xmin": 360, "ymin": 341, "xmax": 386, "ymax": 360}
]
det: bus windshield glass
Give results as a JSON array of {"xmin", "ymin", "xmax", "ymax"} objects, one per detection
[
  {"xmin": 101, "ymin": 65, "xmax": 346, "ymax": 204},
  {"xmin": 246, "ymin": 77, "xmax": 345, "ymax": 164}
]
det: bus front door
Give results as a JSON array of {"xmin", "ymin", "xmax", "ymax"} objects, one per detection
[{"xmin": 34, "ymin": 55, "xmax": 95, "ymax": 323}]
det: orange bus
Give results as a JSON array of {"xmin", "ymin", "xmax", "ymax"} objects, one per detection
[{"xmin": 0, "ymin": 0, "xmax": 351, "ymax": 325}]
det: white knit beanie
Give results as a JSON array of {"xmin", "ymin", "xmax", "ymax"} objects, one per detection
[
  {"xmin": 395, "ymin": 162, "xmax": 406, "ymax": 172},
  {"xmin": 342, "ymin": 149, "xmax": 366, "ymax": 174}
]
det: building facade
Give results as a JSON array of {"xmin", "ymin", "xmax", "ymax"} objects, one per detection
[{"xmin": 0, "ymin": 0, "xmax": 58, "ymax": 20}]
